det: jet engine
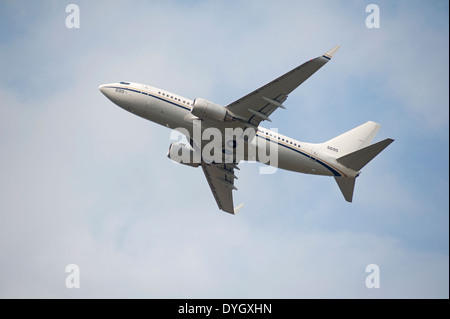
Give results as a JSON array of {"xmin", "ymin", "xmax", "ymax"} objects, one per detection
[
  {"xmin": 167, "ymin": 142, "xmax": 201, "ymax": 167},
  {"xmin": 191, "ymin": 98, "xmax": 232, "ymax": 122}
]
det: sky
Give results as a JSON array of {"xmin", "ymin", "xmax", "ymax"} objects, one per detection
[{"xmin": 0, "ymin": 0, "xmax": 448, "ymax": 298}]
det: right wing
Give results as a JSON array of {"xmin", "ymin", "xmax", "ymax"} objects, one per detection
[
  {"xmin": 226, "ymin": 45, "xmax": 341, "ymax": 128},
  {"xmin": 201, "ymin": 162, "xmax": 244, "ymax": 214}
]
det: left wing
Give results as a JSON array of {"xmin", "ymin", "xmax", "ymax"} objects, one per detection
[
  {"xmin": 201, "ymin": 162, "xmax": 244, "ymax": 214},
  {"xmin": 226, "ymin": 45, "xmax": 340, "ymax": 128}
]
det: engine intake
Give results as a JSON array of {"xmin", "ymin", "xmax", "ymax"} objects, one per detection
[
  {"xmin": 167, "ymin": 142, "xmax": 201, "ymax": 167},
  {"xmin": 191, "ymin": 98, "xmax": 232, "ymax": 121}
]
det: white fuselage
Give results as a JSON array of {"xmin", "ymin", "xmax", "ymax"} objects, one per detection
[{"xmin": 99, "ymin": 82, "xmax": 355, "ymax": 178}]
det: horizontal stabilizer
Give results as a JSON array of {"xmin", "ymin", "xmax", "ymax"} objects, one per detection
[
  {"xmin": 337, "ymin": 138, "xmax": 394, "ymax": 171},
  {"xmin": 334, "ymin": 177, "xmax": 356, "ymax": 202}
]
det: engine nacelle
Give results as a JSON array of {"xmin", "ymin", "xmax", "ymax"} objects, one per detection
[
  {"xmin": 167, "ymin": 142, "xmax": 201, "ymax": 168},
  {"xmin": 191, "ymin": 98, "xmax": 232, "ymax": 121}
]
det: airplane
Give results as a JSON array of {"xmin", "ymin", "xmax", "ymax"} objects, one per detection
[{"xmin": 99, "ymin": 45, "xmax": 394, "ymax": 215}]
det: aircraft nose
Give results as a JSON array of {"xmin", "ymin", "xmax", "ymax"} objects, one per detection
[{"xmin": 99, "ymin": 84, "xmax": 108, "ymax": 95}]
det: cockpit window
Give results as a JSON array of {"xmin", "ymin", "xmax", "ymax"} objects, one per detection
[{"xmin": 120, "ymin": 82, "xmax": 130, "ymax": 85}]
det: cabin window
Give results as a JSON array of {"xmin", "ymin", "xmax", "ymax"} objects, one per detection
[{"xmin": 120, "ymin": 82, "xmax": 130, "ymax": 85}]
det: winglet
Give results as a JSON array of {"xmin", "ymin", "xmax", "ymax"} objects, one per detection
[
  {"xmin": 233, "ymin": 203, "xmax": 245, "ymax": 215},
  {"xmin": 322, "ymin": 45, "xmax": 341, "ymax": 60}
]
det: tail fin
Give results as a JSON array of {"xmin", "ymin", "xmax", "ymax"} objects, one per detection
[{"xmin": 325, "ymin": 121, "xmax": 381, "ymax": 156}]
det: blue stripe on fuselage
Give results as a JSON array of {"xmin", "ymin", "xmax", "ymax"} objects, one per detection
[{"xmin": 256, "ymin": 133, "xmax": 342, "ymax": 176}]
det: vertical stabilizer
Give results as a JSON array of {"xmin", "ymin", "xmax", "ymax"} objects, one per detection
[{"xmin": 325, "ymin": 121, "xmax": 381, "ymax": 156}]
